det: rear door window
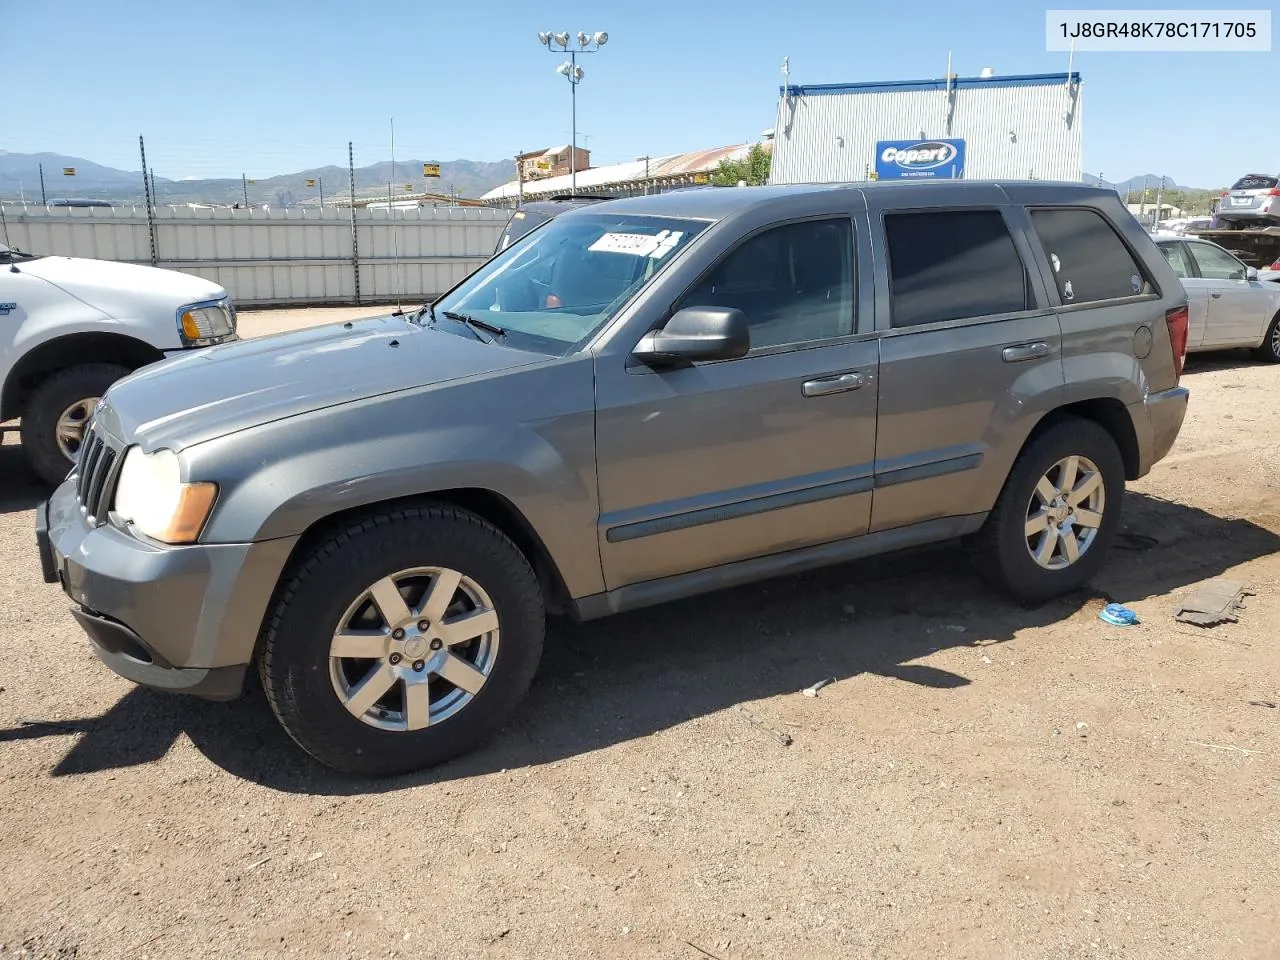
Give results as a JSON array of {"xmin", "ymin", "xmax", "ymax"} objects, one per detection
[
  {"xmin": 883, "ymin": 209, "xmax": 1029, "ymax": 327},
  {"xmin": 1029, "ymin": 208, "xmax": 1150, "ymax": 305}
]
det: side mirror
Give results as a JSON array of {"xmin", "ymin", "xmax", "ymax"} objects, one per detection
[
  {"xmin": 1246, "ymin": 266, "xmax": 1259, "ymax": 281},
  {"xmin": 632, "ymin": 306, "xmax": 750, "ymax": 366}
]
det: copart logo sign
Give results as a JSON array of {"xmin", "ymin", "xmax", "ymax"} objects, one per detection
[{"xmin": 874, "ymin": 139, "xmax": 965, "ymax": 180}]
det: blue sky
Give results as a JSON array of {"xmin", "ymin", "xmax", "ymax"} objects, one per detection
[{"xmin": 5, "ymin": 0, "xmax": 1275, "ymax": 187}]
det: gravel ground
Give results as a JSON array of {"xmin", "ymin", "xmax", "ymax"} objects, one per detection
[{"xmin": 1, "ymin": 310, "xmax": 1278, "ymax": 959}]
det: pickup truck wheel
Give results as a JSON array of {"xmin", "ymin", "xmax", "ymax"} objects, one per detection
[
  {"xmin": 259, "ymin": 505, "xmax": 545, "ymax": 776},
  {"xmin": 971, "ymin": 418, "xmax": 1124, "ymax": 604},
  {"xmin": 20, "ymin": 363, "xmax": 131, "ymax": 485},
  {"xmin": 1251, "ymin": 312, "xmax": 1280, "ymax": 364}
]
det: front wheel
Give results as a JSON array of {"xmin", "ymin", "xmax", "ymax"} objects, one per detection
[
  {"xmin": 259, "ymin": 504, "xmax": 546, "ymax": 776},
  {"xmin": 970, "ymin": 417, "xmax": 1125, "ymax": 604},
  {"xmin": 20, "ymin": 363, "xmax": 131, "ymax": 485},
  {"xmin": 1251, "ymin": 312, "xmax": 1280, "ymax": 364}
]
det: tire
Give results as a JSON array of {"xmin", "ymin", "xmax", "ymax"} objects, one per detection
[
  {"xmin": 259, "ymin": 504, "xmax": 545, "ymax": 776},
  {"xmin": 970, "ymin": 417, "xmax": 1125, "ymax": 604},
  {"xmin": 1251, "ymin": 312, "xmax": 1280, "ymax": 364},
  {"xmin": 20, "ymin": 363, "xmax": 132, "ymax": 485}
]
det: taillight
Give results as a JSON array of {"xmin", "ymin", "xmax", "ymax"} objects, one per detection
[
  {"xmin": 1221, "ymin": 191, "xmax": 1230, "ymax": 197},
  {"xmin": 1165, "ymin": 305, "xmax": 1189, "ymax": 379},
  {"xmin": 1270, "ymin": 188, "xmax": 1280, "ymax": 196},
  {"xmin": 1271, "ymin": 258, "xmax": 1280, "ymax": 270}
]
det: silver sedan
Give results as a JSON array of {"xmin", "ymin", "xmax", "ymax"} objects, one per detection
[{"xmin": 1156, "ymin": 237, "xmax": 1280, "ymax": 362}]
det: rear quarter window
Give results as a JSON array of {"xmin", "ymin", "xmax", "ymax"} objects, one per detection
[
  {"xmin": 1029, "ymin": 208, "xmax": 1151, "ymax": 305},
  {"xmin": 884, "ymin": 209, "xmax": 1029, "ymax": 328}
]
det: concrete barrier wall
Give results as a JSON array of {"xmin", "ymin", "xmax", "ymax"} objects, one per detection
[{"xmin": 0, "ymin": 204, "xmax": 510, "ymax": 308}]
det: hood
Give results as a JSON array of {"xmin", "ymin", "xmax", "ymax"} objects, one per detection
[
  {"xmin": 96, "ymin": 314, "xmax": 548, "ymax": 451},
  {"xmin": 17, "ymin": 256, "xmax": 227, "ymax": 318}
]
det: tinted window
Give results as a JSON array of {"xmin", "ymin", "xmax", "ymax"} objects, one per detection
[
  {"xmin": 677, "ymin": 219, "xmax": 854, "ymax": 348},
  {"xmin": 1030, "ymin": 208, "xmax": 1149, "ymax": 304},
  {"xmin": 1159, "ymin": 242, "xmax": 1193, "ymax": 279},
  {"xmin": 884, "ymin": 210, "xmax": 1028, "ymax": 327},
  {"xmin": 1187, "ymin": 242, "xmax": 1247, "ymax": 281},
  {"xmin": 1231, "ymin": 175, "xmax": 1278, "ymax": 191}
]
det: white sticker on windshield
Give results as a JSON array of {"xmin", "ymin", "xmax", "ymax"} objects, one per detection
[
  {"xmin": 650, "ymin": 231, "xmax": 684, "ymax": 259},
  {"xmin": 589, "ymin": 230, "xmax": 685, "ymax": 258}
]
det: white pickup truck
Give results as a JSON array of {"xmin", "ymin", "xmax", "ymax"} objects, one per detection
[{"xmin": 1, "ymin": 243, "xmax": 238, "ymax": 483}]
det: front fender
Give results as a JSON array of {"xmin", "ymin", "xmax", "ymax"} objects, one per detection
[{"xmin": 183, "ymin": 358, "xmax": 604, "ymax": 599}]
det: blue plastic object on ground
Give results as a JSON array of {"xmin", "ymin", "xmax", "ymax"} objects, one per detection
[{"xmin": 1099, "ymin": 603, "xmax": 1140, "ymax": 626}]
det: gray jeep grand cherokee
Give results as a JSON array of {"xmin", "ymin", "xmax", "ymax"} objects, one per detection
[{"xmin": 37, "ymin": 181, "xmax": 1190, "ymax": 776}]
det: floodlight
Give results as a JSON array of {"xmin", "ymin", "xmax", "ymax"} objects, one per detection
[
  {"xmin": 573, "ymin": 65, "xmax": 584, "ymax": 82},
  {"xmin": 594, "ymin": 32, "xmax": 608, "ymax": 45},
  {"xmin": 538, "ymin": 31, "xmax": 552, "ymax": 45},
  {"xmin": 577, "ymin": 31, "xmax": 590, "ymax": 47},
  {"xmin": 557, "ymin": 61, "xmax": 571, "ymax": 76},
  {"xmin": 554, "ymin": 32, "xmax": 570, "ymax": 46}
]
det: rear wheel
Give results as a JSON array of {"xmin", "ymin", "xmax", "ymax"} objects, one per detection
[
  {"xmin": 1251, "ymin": 312, "xmax": 1280, "ymax": 364},
  {"xmin": 971, "ymin": 417, "xmax": 1125, "ymax": 604},
  {"xmin": 20, "ymin": 363, "xmax": 131, "ymax": 485},
  {"xmin": 259, "ymin": 504, "xmax": 545, "ymax": 776}
]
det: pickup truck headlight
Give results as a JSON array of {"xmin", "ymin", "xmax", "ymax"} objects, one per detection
[
  {"xmin": 177, "ymin": 297, "xmax": 236, "ymax": 346},
  {"xmin": 113, "ymin": 447, "xmax": 217, "ymax": 544}
]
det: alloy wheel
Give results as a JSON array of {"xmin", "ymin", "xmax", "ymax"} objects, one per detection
[
  {"xmin": 328, "ymin": 566, "xmax": 500, "ymax": 732},
  {"xmin": 55, "ymin": 398, "xmax": 99, "ymax": 461},
  {"xmin": 1024, "ymin": 455, "xmax": 1106, "ymax": 571}
]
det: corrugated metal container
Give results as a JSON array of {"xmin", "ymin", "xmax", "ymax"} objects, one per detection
[{"xmin": 770, "ymin": 73, "xmax": 1083, "ymax": 184}]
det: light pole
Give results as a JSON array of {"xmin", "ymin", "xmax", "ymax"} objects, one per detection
[{"xmin": 537, "ymin": 29, "xmax": 608, "ymax": 196}]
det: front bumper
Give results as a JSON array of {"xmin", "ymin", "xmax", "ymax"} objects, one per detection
[
  {"xmin": 162, "ymin": 333, "xmax": 240, "ymax": 358},
  {"xmin": 37, "ymin": 479, "xmax": 297, "ymax": 701}
]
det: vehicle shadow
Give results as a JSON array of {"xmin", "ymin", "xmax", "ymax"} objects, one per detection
[
  {"xmin": 8, "ymin": 490, "xmax": 1279, "ymax": 793},
  {"xmin": 0, "ymin": 439, "xmax": 50, "ymax": 515},
  {"xmin": 1185, "ymin": 350, "xmax": 1270, "ymax": 373}
]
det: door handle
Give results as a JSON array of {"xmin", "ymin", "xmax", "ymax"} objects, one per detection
[
  {"xmin": 1002, "ymin": 342, "xmax": 1052, "ymax": 363},
  {"xmin": 1210, "ymin": 293, "xmax": 1222, "ymax": 299},
  {"xmin": 802, "ymin": 372, "xmax": 867, "ymax": 397}
]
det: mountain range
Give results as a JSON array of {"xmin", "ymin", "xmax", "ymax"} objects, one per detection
[
  {"xmin": 0, "ymin": 151, "xmax": 1219, "ymax": 208},
  {"xmin": 0, "ymin": 151, "xmax": 515, "ymax": 207},
  {"xmin": 1083, "ymin": 173, "xmax": 1208, "ymax": 195}
]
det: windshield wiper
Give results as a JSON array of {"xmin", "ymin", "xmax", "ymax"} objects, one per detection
[{"xmin": 440, "ymin": 310, "xmax": 505, "ymax": 344}]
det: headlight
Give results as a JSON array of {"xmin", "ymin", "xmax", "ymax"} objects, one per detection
[
  {"xmin": 113, "ymin": 447, "xmax": 217, "ymax": 544},
  {"xmin": 177, "ymin": 297, "xmax": 236, "ymax": 346}
]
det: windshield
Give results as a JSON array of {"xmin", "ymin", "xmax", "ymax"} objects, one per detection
[
  {"xmin": 437, "ymin": 212, "xmax": 709, "ymax": 355},
  {"xmin": 1231, "ymin": 175, "xmax": 1278, "ymax": 191}
]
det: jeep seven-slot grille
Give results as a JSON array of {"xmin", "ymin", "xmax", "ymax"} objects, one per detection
[{"xmin": 75, "ymin": 427, "xmax": 121, "ymax": 526}]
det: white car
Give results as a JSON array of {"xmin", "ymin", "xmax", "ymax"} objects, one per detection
[
  {"xmin": 1, "ymin": 244, "xmax": 238, "ymax": 483},
  {"xmin": 1215, "ymin": 172, "xmax": 1280, "ymax": 227},
  {"xmin": 1154, "ymin": 237, "xmax": 1280, "ymax": 362}
]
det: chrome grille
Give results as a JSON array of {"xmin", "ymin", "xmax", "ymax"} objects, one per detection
[{"xmin": 74, "ymin": 426, "xmax": 122, "ymax": 526}]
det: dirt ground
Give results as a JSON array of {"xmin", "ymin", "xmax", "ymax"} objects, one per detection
[{"xmin": 1, "ymin": 309, "xmax": 1278, "ymax": 960}]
